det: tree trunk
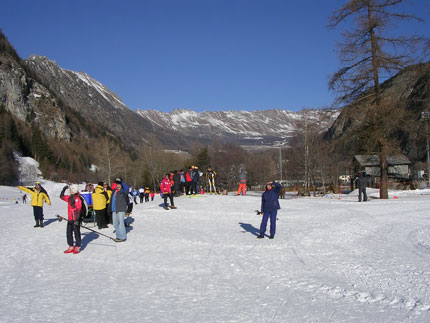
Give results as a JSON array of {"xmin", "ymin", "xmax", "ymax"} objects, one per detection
[{"xmin": 379, "ymin": 140, "xmax": 389, "ymax": 199}]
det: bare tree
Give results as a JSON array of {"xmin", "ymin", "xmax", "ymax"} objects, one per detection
[
  {"xmin": 93, "ymin": 137, "xmax": 124, "ymax": 185},
  {"xmin": 329, "ymin": 0, "xmax": 429, "ymax": 198}
]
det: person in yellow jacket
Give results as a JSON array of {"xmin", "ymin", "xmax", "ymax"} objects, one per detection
[
  {"xmin": 92, "ymin": 181, "xmax": 111, "ymax": 229},
  {"xmin": 18, "ymin": 181, "xmax": 51, "ymax": 228}
]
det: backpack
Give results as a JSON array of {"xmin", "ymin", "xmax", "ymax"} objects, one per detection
[{"xmin": 79, "ymin": 195, "xmax": 89, "ymax": 221}]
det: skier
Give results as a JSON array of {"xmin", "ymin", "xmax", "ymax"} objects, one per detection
[
  {"xmin": 173, "ymin": 170, "xmax": 181, "ymax": 197},
  {"xmin": 237, "ymin": 170, "xmax": 247, "ymax": 196},
  {"xmin": 257, "ymin": 181, "xmax": 282, "ymax": 239},
  {"xmin": 139, "ymin": 186, "xmax": 145, "ymax": 203},
  {"xmin": 60, "ymin": 184, "xmax": 84, "ymax": 254},
  {"xmin": 206, "ymin": 166, "xmax": 217, "ymax": 194},
  {"xmin": 92, "ymin": 181, "xmax": 110, "ymax": 229},
  {"xmin": 185, "ymin": 166, "xmax": 193, "ymax": 195},
  {"xmin": 355, "ymin": 172, "xmax": 368, "ymax": 202},
  {"xmin": 145, "ymin": 186, "xmax": 151, "ymax": 202},
  {"xmin": 160, "ymin": 174, "xmax": 177, "ymax": 210},
  {"xmin": 109, "ymin": 179, "xmax": 129, "ymax": 242},
  {"xmin": 18, "ymin": 181, "xmax": 51, "ymax": 228},
  {"xmin": 191, "ymin": 166, "xmax": 200, "ymax": 195},
  {"xmin": 22, "ymin": 193, "xmax": 27, "ymax": 204}
]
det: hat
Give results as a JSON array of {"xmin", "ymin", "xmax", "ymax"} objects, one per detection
[
  {"xmin": 35, "ymin": 181, "xmax": 41, "ymax": 185},
  {"xmin": 69, "ymin": 184, "xmax": 79, "ymax": 195}
]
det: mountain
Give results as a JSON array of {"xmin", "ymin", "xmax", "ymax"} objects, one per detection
[
  {"xmin": 324, "ymin": 62, "xmax": 430, "ymax": 163},
  {"xmin": 136, "ymin": 108, "xmax": 339, "ymax": 149},
  {"xmin": 24, "ymin": 55, "xmax": 158, "ymax": 145},
  {"xmin": 18, "ymin": 54, "xmax": 340, "ymax": 150}
]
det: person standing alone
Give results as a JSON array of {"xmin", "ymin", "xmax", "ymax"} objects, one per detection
[
  {"xmin": 18, "ymin": 181, "xmax": 51, "ymax": 228},
  {"xmin": 257, "ymin": 181, "xmax": 282, "ymax": 239}
]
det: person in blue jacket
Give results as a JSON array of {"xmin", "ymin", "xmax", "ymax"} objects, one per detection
[{"xmin": 257, "ymin": 181, "xmax": 282, "ymax": 239}]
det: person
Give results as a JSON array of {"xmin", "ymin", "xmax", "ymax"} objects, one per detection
[
  {"xmin": 356, "ymin": 172, "xmax": 368, "ymax": 202},
  {"xmin": 145, "ymin": 186, "xmax": 151, "ymax": 202},
  {"xmin": 139, "ymin": 186, "xmax": 145, "ymax": 203},
  {"xmin": 18, "ymin": 181, "xmax": 51, "ymax": 228},
  {"xmin": 191, "ymin": 166, "xmax": 200, "ymax": 195},
  {"xmin": 185, "ymin": 166, "xmax": 193, "ymax": 195},
  {"xmin": 92, "ymin": 181, "xmax": 110, "ymax": 229},
  {"xmin": 60, "ymin": 184, "xmax": 84, "ymax": 254},
  {"xmin": 206, "ymin": 166, "xmax": 217, "ymax": 194},
  {"xmin": 173, "ymin": 170, "xmax": 181, "ymax": 197},
  {"xmin": 237, "ymin": 171, "xmax": 247, "ymax": 196},
  {"xmin": 109, "ymin": 179, "xmax": 129, "ymax": 242},
  {"xmin": 150, "ymin": 191, "xmax": 155, "ymax": 201},
  {"xmin": 133, "ymin": 187, "xmax": 138, "ymax": 205},
  {"xmin": 257, "ymin": 181, "xmax": 282, "ymax": 239},
  {"xmin": 22, "ymin": 193, "xmax": 27, "ymax": 204},
  {"xmin": 126, "ymin": 185, "xmax": 134, "ymax": 216},
  {"xmin": 179, "ymin": 169, "xmax": 186, "ymax": 194},
  {"xmin": 160, "ymin": 174, "xmax": 177, "ymax": 210}
]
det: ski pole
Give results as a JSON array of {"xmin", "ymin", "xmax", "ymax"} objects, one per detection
[{"xmin": 56, "ymin": 214, "xmax": 116, "ymax": 242}]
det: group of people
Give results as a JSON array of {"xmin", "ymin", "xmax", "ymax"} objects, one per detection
[{"xmin": 16, "ymin": 164, "xmax": 294, "ymax": 255}]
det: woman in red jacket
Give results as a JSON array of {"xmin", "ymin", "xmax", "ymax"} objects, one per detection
[
  {"xmin": 60, "ymin": 184, "xmax": 84, "ymax": 254},
  {"xmin": 160, "ymin": 174, "xmax": 177, "ymax": 210}
]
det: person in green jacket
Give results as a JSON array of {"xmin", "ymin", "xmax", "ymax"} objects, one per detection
[{"xmin": 18, "ymin": 181, "xmax": 51, "ymax": 228}]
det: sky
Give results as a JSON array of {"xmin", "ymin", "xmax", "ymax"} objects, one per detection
[{"xmin": 1, "ymin": 0, "xmax": 429, "ymax": 112}]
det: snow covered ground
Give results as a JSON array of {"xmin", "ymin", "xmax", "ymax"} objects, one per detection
[{"xmin": 1, "ymin": 182, "xmax": 430, "ymax": 322}]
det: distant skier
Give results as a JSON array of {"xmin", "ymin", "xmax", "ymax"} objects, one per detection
[
  {"xmin": 355, "ymin": 172, "xmax": 368, "ymax": 202},
  {"xmin": 206, "ymin": 166, "xmax": 217, "ymax": 194},
  {"xmin": 60, "ymin": 184, "xmax": 84, "ymax": 254},
  {"xmin": 18, "ymin": 181, "xmax": 51, "ymax": 228},
  {"xmin": 92, "ymin": 181, "xmax": 110, "ymax": 229},
  {"xmin": 237, "ymin": 170, "xmax": 247, "ymax": 196},
  {"xmin": 160, "ymin": 174, "xmax": 177, "ymax": 210},
  {"xmin": 257, "ymin": 181, "xmax": 282, "ymax": 239},
  {"xmin": 191, "ymin": 166, "xmax": 200, "ymax": 195}
]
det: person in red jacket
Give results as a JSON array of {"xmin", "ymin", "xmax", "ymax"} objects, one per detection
[
  {"xmin": 160, "ymin": 174, "xmax": 177, "ymax": 210},
  {"xmin": 60, "ymin": 184, "xmax": 84, "ymax": 254},
  {"xmin": 185, "ymin": 166, "xmax": 193, "ymax": 195}
]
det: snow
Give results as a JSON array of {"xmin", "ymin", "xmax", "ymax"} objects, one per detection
[{"xmin": 1, "ymin": 182, "xmax": 430, "ymax": 322}]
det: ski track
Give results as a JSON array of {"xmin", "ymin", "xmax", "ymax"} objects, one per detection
[{"xmin": 1, "ymin": 186, "xmax": 430, "ymax": 322}]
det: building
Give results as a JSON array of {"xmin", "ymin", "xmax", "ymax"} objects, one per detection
[{"xmin": 352, "ymin": 154, "xmax": 411, "ymax": 180}]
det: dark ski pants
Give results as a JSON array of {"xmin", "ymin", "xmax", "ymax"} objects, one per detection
[
  {"xmin": 127, "ymin": 203, "xmax": 133, "ymax": 214},
  {"xmin": 139, "ymin": 194, "xmax": 144, "ymax": 203},
  {"xmin": 95, "ymin": 208, "xmax": 107, "ymax": 229},
  {"xmin": 259, "ymin": 211, "xmax": 277, "ymax": 237},
  {"xmin": 33, "ymin": 206, "xmax": 43, "ymax": 221},
  {"xmin": 358, "ymin": 188, "xmax": 367, "ymax": 202},
  {"xmin": 66, "ymin": 221, "xmax": 81, "ymax": 247},
  {"xmin": 185, "ymin": 182, "xmax": 192, "ymax": 195},
  {"xmin": 163, "ymin": 193, "xmax": 174, "ymax": 207}
]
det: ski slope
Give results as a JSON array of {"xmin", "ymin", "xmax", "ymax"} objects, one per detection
[{"xmin": 1, "ymin": 182, "xmax": 430, "ymax": 322}]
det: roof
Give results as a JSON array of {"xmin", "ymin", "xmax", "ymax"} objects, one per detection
[{"xmin": 354, "ymin": 154, "xmax": 411, "ymax": 166}]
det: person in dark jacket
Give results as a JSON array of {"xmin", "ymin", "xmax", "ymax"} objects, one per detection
[
  {"xmin": 191, "ymin": 166, "xmax": 200, "ymax": 195},
  {"xmin": 356, "ymin": 172, "xmax": 368, "ymax": 202},
  {"xmin": 257, "ymin": 181, "xmax": 282, "ymax": 239},
  {"xmin": 109, "ymin": 180, "xmax": 129, "ymax": 242},
  {"xmin": 172, "ymin": 170, "xmax": 181, "ymax": 197}
]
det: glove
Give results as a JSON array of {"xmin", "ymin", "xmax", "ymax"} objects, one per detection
[{"xmin": 63, "ymin": 185, "xmax": 69, "ymax": 190}]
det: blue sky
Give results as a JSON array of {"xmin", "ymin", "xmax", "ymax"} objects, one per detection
[{"xmin": 1, "ymin": 0, "xmax": 429, "ymax": 112}]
